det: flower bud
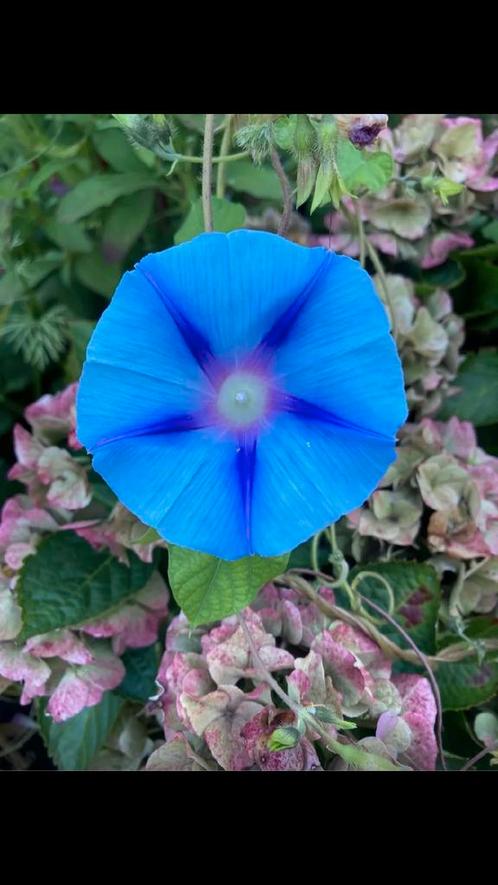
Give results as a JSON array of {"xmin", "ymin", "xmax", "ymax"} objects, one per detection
[{"xmin": 335, "ymin": 114, "xmax": 388, "ymax": 147}]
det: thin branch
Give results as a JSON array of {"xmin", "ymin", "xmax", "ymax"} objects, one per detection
[
  {"xmin": 358, "ymin": 592, "xmax": 446, "ymax": 771},
  {"xmin": 270, "ymin": 148, "xmax": 293, "ymax": 236},
  {"xmin": 355, "ymin": 202, "xmax": 366, "ymax": 267},
  {"xmin": 310, "ymin": 531, "xmax": 322, "ymax": 573},
  {"xmin": 168, "ymin": 150, "xmax": 247, "ymax": 165},
  {"xmin": 365, "ymin": 238, "xmax": 397, "ymax": 338},
  {"xmin": 237, "ymin": 612, "xmax": 302, "ymax": 717},
  {"xmin": 202, "ymin": 114, "xmax": 215, "ymax": 232},
  {"xmin": 460, "ymin": 746, "xmax": 493, "ymax": 772},
  {"xmin": 285, "ymin": 570, "xmax": 498, "ymax": 665},
  {"xmin": 351, "ymin": 570, "xmax": 396, "ymax": 615}
]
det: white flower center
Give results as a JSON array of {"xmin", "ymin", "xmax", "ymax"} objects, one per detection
[{"xmin": 217, "ymin": 372, "xmax": 268, "ymax": 426}]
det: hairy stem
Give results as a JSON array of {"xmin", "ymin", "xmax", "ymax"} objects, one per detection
[
  {"xmin": 216, "ymin": 114, "xmax": 233, "ymax": 199},
  {"xmin": 170, "ymin": 150, "xmax": 247, "ymax": 165},
  {"xmin": 202, "ymin": 114, "xmax": 215, "ymax": 232},
  {"xmin": 271, "ymin": 148, "xmax": 293, "ymax": 236}
]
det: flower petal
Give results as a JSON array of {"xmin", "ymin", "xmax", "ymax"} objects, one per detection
[
  {"xmin": 76, "ymin": 267, "xmax": 206, "ymax": 452},
  {"xmin": 92, "ymin": 428, "xmax": 248, "ymax": 559},
  {"xmin": 251, "ymin": 412, "xmax": 398, "ymax": 556},
  {"xmin": 137, "ymin": 230, "xmax": 326, "ymax": 359},
  {"xmin": 273, "ymin": 254, "xmax": 407, "ymax": 437}
]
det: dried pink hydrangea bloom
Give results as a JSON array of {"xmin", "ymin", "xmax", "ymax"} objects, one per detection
[
  {"xmin": 0, "ymin": 383, "xmax": 170, "ymax": 723},
  {"xmin": 25, "ymin": 382, "xmax": 81, "ymax": 448},
  {"xmin": 349, "ymin": 416, "xmax": 498, "ymax": 569},
  {"xmin": 47, "ymin": 646, "xmax": 125, "ymax": 722},
  {"xmin": 151, "ymin": 588, "xmax": 438, "ymax": 771},
  {"xmin": 435, "ymin": 117, "xmax": 498, "ymax": 191}
]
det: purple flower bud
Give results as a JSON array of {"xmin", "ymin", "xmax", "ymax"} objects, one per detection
[
  {"xmin": 48, "ymin": 176, "xmax": 70, "ymax": 198},
  {"xmin": 336, "ymin": 114, "xmax": 389, "ymax": 148}
]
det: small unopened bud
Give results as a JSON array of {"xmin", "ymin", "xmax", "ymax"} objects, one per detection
[
  {"xmin": 335, "ymin": 114, "xmax": 388, "ymax": 147},
  {"xmin": 293, "ymin": 114, "xmax": 317, "ymax": 157},
  {"xmin": 421, "ymin": 175, "xmax": 464, "ymax": 205},
  {"xmin": 267, "ymin": 726, "xmax": 301, "ymax": 752},
  {"xmin": 113, "ymin": 114, "xmax": 173, "ymax": 153}
]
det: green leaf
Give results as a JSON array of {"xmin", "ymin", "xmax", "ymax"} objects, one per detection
[
  {"xmin": 267, "ymin": 726, "xmax": 301, "ymax": 751},
  {"xmin": 455, "ymin": 257, "xmax": 498, "ymax": 318},
  {"xmin": 421, "ymin": 259, "xmax": 465, "ymax": 290},
  {"xmin": 351, "ymin": 561, "xmax": 441, "ymax": 653},
  {"xmin": 27, "ymin": 158, "xmax": 73, "ymax": 196},
  {"xmin": 347, "ymin": 151, "xmax": 393, "ymax": 193},
  {"xmin": 43, "ymin": 219, "xmax": 93, "ymax": 253},
  {"xmin": 422, "ymin": 177, "xmax": 464, "ymax": 204},
  {"xmin": 272, "ymin": 116, "xmax": 297, "ymax": 151},
  {"xmin": 74, "ymin": 249, "xmax": 121, "ymax": 297},
  {"xmin": 0, "ymin": 339, "xmax": 32, "ymax": 392},
  {"xmin": 116, "ymin": 644, "xmax": 160, "ymax": 703},
  {"xmin": 174, "ymin": 197, "xmax": 246, "ymax": 245},
  {"xmin": 296, "ymin": 158, "xmax": 317, "ymax": 207},
  {"xmin": 131, "ymin": 526, "xmax": 162, "ymax": 545},
  {"xmin": 17, "ymin": 533, "xmax": 155, "ymax": 641},
  {"xmin": 438, "ymin": 350, "xmax": 498, "ymax": 426},
  {"xmin": 226, "ymin": 160, "xmax": 281, "ymax": 200},
  {"xmin": 64, "ymin": 319, "xmax": 95, "ymax": 381},
  {"xmin": 336, "ymin": 138, "xmax": 393, "ymax": 194},
  {"xmin": 441, "ymin": 710, "xmax": 480, "ymax": 758},
  {"xmin": 19, "ymin": 254, "xmax": 63, "ymax": 288},
  {"xmin": 310, "ymin": 161, "xmax": 335, "ymax": 213},
  {"xmin": 482, "ymin": 220, "xmax": 498, "ymax": 243},
  {"xmin": 0, "ymin": 271, "xmax": 24, "ymax": 306},
  {"xmin": 463, "ymin": 614, "xmax": 498, "ymax": 641},
  {"xmin": 102, "ymin": 190, "xmax": 154, "ymax": 260},
  {"xmin": 168, "ymin": 545, "xmax": 289, "ymax": 626},
  {"xmin": 57, "ymin": 173, "xmax": 158, "ymax": 223},
  {"xmin": 436, "ymin": 659, "xmax": 498, "ymax": 711},
  {"xmin": 0, "ymin": 408, "xmax": 12, "ymax": 437},
  {"xmin": 92, "ymin": 127, "xmax": 149, "ymax": 173},
  {"xmin": 38, "ymin": 692, "xmax": 125, "ymax": 770},
  {"xmin": 457, "ymin": 243, "xmax": 498, "ymax": 259}
]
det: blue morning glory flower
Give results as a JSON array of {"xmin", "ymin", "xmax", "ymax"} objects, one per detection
[{"xmin": 76, "ymin": 230, "xmax": 407, "ymax": 561}]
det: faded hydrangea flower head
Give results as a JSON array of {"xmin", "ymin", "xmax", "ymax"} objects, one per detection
[
  {"xmin": 0, "ymin": 384, "xmax": 169, "ymax": 723},
  {"xmin": 146, "ymin": 592, "xmax": 438, "ymax": 771},
  {"xmin": 349, "ymin": 415, "xmax": 498, "ymax": 617}
]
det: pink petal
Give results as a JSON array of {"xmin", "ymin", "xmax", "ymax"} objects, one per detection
[
  {"xmin": 402, "ymin": 711, "xmax": 438, "ymax": 770},
  {"xmin": 421, "ymin": 232, "xmax": 474, "ymax": 269},
  {"xmin": 0, "ymin": 643, "xmax": 51, "ymax": 704},
  {"xmin": 25, "ymin": 629, "xmax": 93, "ymax": 665},
  {"xmin": 11, "ymin": 424, "xmax": 44, "ymax": 469}
]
